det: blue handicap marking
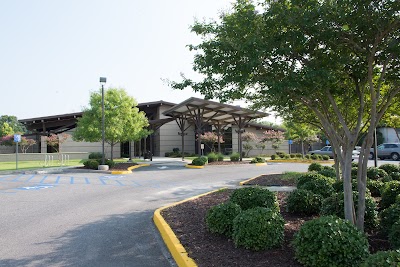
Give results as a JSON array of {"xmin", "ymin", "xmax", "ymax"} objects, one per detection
[{"xmin": 16, "ymin": 185, "xmax": 56, "ymax": 191}]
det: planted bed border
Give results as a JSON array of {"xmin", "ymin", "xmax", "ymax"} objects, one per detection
[{"xmin": 111, "ymin": 164, "xmax": 150, "ymax": 174}]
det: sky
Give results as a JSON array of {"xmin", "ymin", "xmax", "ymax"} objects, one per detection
[{"xmin": 0, "ymin": 1, "xmax": 281, "ymax": 124}]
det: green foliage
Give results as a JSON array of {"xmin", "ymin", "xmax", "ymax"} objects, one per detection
[
  {"xmin": 192, "ymin": 157, "xmax": 206, "ymax": 166},
  {"xmin": 88, "ymin": 152, "xmax": 103, "ymax": 159},
  {"xmin": 270, "ymin": 154, "xmax": 277, "ymax": 160},
  {"xmin": 360, "ymin": 250, "xmax": 400, "ymax": 267},
  {"xmin": 232, "ymin": 207, "xmax": 284, "ymax": 251},
  {"xmin": 308, "ymin": 162, "xmax": 322, "ymax": 172},
  {"xmin": 379, "ymin": 164, "xmax": 400, "ymax": 176},
  {"xmin": 230, "ymin": 152, "xmax": 240, "ymax": 162},
  {"xmin": 317, "ymin": 166, "xmax": 336, "ymax": 178},
  {"xmin": 297, "ymin": 174, "xmax": 335, "ymax": 198},
  {"xmin": 380, "ymin": 204, "xmax": 400, "ymax": 235},
  {"xmin": 304, "ymin": 154, "xmax": 311, "ymax": 160},
  {"xmin": 333, "ymin": 180, "xmax": 358, "ymax": 193},
  {"xmin": 250, "ymin": 156, "xmax": 265, "ymax": 163},
  {"xmin": 230, "ymin": 187, "xmax": 278, "ymax": 212},
  {"xmin": 390, "ymin": 172, "xmax": 400, "ymax": 181},
  {"xmin": 351, "ymin": 167, "xmax": 359, "ymax": 179},
  {"xmin": 297, "ymin": 172, "xmax": 327, "ymax": 188},
  {"xmin": 367, "ymin": 167, "xmax": 388, "ymax": 180},
  {"xmin": 321, "ymin": 155, "xmax": 330, "ymax": 160},
  {"xmin": 199, "ymin": 156, "xmax": 208, "ymax": 164},
  {"xmin": 286, "ymin": 189, "xmax": 322, "ymax": 215},
  {"xmin": 216, "ymin": 153, "xmax": 224, "ymax": 161},
  {"xmin": 0, "ymin": 115, "xmax": 26, "ymax": 136},
  {"xmin": 73, "ymin": 88, "xmax": 149, "ymax": 160},
  {"xmin": 351, "ymin": 162, "xmax": 359, "ymax": 168},
  {"xmin": 367, "ymin": 179, "xmax": 384, "ymax": 197},
  {"xmin": 289, "ymin": 154, "xmax": 295, "ymax": 158},
  {"xmin": 321, "ymin": 192, "xmax": 378, "ymax": 230},
  {"xmin": 293, "ymin": 216, "xmax": 370, "ymax": 267},
  {"xmin": 205, "ymin": 202, "xmax": 242, "ymax": 237},
  {"xmin": 389, "ymin": 221, "xmax": 400, "ymax": 249},
  {"xmin": 83, "ymin": 159, "xmax": 99, "ymax": 170},
  {"xmin": 295, "ymin": 153, "xmax": 302, "ymax": 158},
  {"xmin": 207, "ymin": 152, "xmax": 218, "ymax": 163},
  {"xmin": 381, "ymin": 181, "xmax": 400, "ymax": 209}
]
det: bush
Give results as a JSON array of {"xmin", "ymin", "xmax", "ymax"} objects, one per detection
[
  {"xmin": 199, "ymin": 156, "xmax": 208, "ymax": 164},
  {"xmin": 297, "ymin": 172, "xmax": 327, "ymax": 188},
  {"xmin": 380, "ymin": 203, "xmax": 400, "ymax": 235},
  {"xmin": 305, "ymin": 154, "xmax": 311, "ymax": 159},
  {"xmin": 367, "ymin": 179, "xmax": 385, "ymax": 197},
  {"xmin": 295, "ymin": 153, "xmax": 303, "ymax": 158},
  {"xmin": 321, "ymin": 191, "xmax": 378, "ymax": 230},
  {"xmin": 367, "ymin": 167, "xmax": 389, "ymax": 180},
  {"xmin": 318, "ymin": 166, "xmax": 336, "ymax": 178},
  {"xmin": 379, "ymin": 164, "xmax": 400, "ymax": 176},
  {"xmin": 333, "ymin": 180, "xmax": 358, "ymax": 192},
  {"xmin": 360, "ymin": 250, "xmax": 400, "ymax": 267},
  {"xmin": 389, "ymin": 220, "xmax": 400, "ymax": 249},
  {"xmin": 308, "ymin": 162, "xmax": 323, "ymax": 172},
  {"xmin": 172, "ymin": 147, "xmax": 180, "ymax": 153},
  {"xmin": 205, "ymin": 202, "xmax": 242, "ymax": 237},
  {"xmin": 310, "ymin": 154, "xmax": 318, "ymax": 160},
  {"xmin": 216, "ymin": 153, "xmax": 224, "ymax": 161},
  {"xmin": 270, "ymin": 154, "xmax": 277, "ymax": 160},
  {"xmin": 192, "ymin": 157, "xmax": 206, "ymax": 166},
  {"xmin": 250, "ymin": 156, "xmax": 265, "ymax": 163},
  {"xmin": 286, "ymin": 189, "xmax": 322, "ymax": 215},
  {"xmin": 232, "ymin": 207, "xmax": 284, "ymax": 251},
  {"xmin": 391, "ymin": 172, "xmax": 400, "ymax": 181},
  {"xmin": 230, "ymin": 152, "xmax": 240, "ymax": 162},
  {"xmin": 293, "ymin": 216, "xmax": 370, "ymax": 267},
  {"xmin": 322, "ymin": 155, "xmax": 330, "ymax": 160},
  {"xmin": 230, "ymin": 187, "xmax": 279, "ymax": 212},
  {"xmin": 351, "ymin": 167, "xmax": 359, "ymax": 179},
  {"xmin": 207, "ymin": 152, "xmax": 218, "ymax": 163},
  {"xmin": 352, "ymin": 162, "xmax": 359, "ymax": 168},
  {"xmin": 297, "ymin": 176, "xmax": 336, "ymax": 198},
  {"xmin": 290, "ymin": 154, "xmax": 296, "ymax": 158},
  {"xmin": 381, "ymin": 181, "xmax": 400, "ymax": 209},
  {"xmin": 276, "ymin": 151, "xmax": 286, "ymax": 158},
  {"xmin": 165, "ymin": 152, "xmax": 172, "ymax": 157},
  {"xmin": 83, "ymin": 159, "xmax": 99, "ymax": 169},
  {"xmin": 88, "ymin": 152, "xmax": 103, "ymax": 159}
]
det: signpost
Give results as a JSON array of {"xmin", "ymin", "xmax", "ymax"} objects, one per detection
[
  {"xmin": 14, "ymin": 134, "xmax": 21, "ymax": 170},
  {"xmin": 326, "ymin": 140, "xmax": 330, "ymax": 145},
  {"xmin": 288, "ymin": 139, "xmax": 293, "ymax": 154}
]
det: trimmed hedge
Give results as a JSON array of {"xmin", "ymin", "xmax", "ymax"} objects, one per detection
[
  {"xmin": 379, "ymin": 164, "xmax": 400, "ymax": 175},
  {"xmin": 230, "ymin": 187, "xmax": 279, "ymax": 212},
  {"xmin": 230, "ymin": 152, "xmax": 240, "ymax": 162},
  {"xmin": 298, "ymin": 177, "xmax": 335, "ymax": 198},
  {"xmin": 293, "ymin": 216, "xmax": 369, "ymax": 267},
  {"xmin": 308, "ymin": 162, "xmax": 322, "ymax": 172},
  {"xmin": 360, "ymin": 250, "xmax": 400, "ymax": 267},
  {"xmin": 367, "ymin": 167, "xmax": 388, "ymax": 180},
  {"xmin": 381, "ymin": 181, "xmax": 400, "ymax": 209},
  {"xmin": 389, "ymin": 220, "xmax": 400, "ymax": 249},
  {"xmin": 205, "ymin": 202, "xmax": 242, "ymax": 237},
  {"xmin": 233, "ymin": 207, "xmax": 284, "ymax": 251},
  {"xmin": 286, "ymin": 189, "xmax": 322, "ymax": 215},
  {"xmin": 380, "ymin": 203, "xmax": 400, "ymax": 235}
]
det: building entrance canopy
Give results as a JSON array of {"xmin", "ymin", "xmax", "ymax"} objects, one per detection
[{"xmin": 163, "ymin": 97, "xmax": 269, "ymax": 160}]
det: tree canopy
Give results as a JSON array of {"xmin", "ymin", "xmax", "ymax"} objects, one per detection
[
  {"xmin": 0, "ymin": 115, "xmax": 26, "ymax": 137},
  {"xmin": 171, "ymin": 0, "xmax": 400, "ymax": 230},
  {"xmin": 73, "ymin": 88, "xmax": 149, "ymax": 160}
]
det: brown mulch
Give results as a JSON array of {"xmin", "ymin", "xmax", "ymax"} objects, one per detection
[
  {"xmin": 208, "ymin": 161, "xmax": 250, "ymax": 165},
  {"xmin": 161, "ymin": 177, "xmax": 391, "ymax": 267},
  {"xmin": 109, "ymin": 162, "xmax": 138, "ymax": 171},
  {"xmin": 243, "ymin": 173, "xmax": 297, "ymax": 186}
]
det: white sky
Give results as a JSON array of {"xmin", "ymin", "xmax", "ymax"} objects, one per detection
[{"xmin": 0, "ymin": 0, "xmax": 281, "ymax": 124}]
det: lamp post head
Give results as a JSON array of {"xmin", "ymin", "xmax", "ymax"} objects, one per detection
[{"xmin": 99, "ymin": 77, "xmax": 107, "ymax": 84}]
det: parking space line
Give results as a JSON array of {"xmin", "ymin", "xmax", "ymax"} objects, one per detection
[
  {"xmin": 39, "ymin": 176, "xmax": 48, "ymax": 184},
  {"xmin": 115, "ymin": 180, "xmax": 125, "ymax": 186},
  {"xmin": 85, "ymin": 177, "xmax": 90, "ymax": 184}
]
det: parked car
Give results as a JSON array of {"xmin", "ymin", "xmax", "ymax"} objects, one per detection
[
  {"xmin": 309, "ymin": 146, "xmax": 360, "ymax": 160},
  {"xmin": 369, "ymin": 143, "xmax": 400, "ymax": 161}
]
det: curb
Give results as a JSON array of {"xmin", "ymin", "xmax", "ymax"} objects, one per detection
[
  {"xmin": 110, "ymin": 164, "xmax": 151, "ymax": 174},
  {"xmin": 254, "ymin": 162, "xmax": 267, "ymax": 166},
  {"xmin": 153, "ymin": 189, "xmax": 224, "ymax": 267},
  {"xmin": 184, "ymin": 164, "xmax": 204, "ymax": 169}
]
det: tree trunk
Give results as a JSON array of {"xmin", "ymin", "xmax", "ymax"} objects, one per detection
[
  {"xmin": 110, "ymin": 143, "xmax": 114, "ymax": 161},
  {"xmin": 301, "ymin": 140, "xmax": 304, "ymax": 157},
  {"xmin": 341, "ymin": 150, "xmax": 356, "ymax": 225}
]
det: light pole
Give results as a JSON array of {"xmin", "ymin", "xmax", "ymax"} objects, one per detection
[{"xmin": 100, "ymin": 77, "xmax": 107, "ymax": 167}]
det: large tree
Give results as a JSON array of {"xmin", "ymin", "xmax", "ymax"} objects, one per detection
[
  {"xmin": 171, "ymin": 0, "xmax": 400, "ymax": 231},
  {"xmin": 73, "ymin": 88, "xmax": 149, "ymax": 160},
  {"xmin": 0, "ymin": 115, "xmax": 26, "ymax": 136}
]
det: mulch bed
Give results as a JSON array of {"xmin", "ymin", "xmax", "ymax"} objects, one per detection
[
  {"xmin": 207, "ymin": 161, "xmax": 250, "ymax": 166},
  {"xmin": 109, "ymin": 162, "xmax": 138, "ymax": 171},
  {"xmin": 242, "ymin": 173, "xmax": 297, "ymax": 186},
  {"xmin": 161, "ymin": 175, "xmax": 391, "ymax": 267}
]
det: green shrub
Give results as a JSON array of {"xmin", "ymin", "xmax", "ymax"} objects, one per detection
[
  {"xmin": 83, "ymin": 159, "xmax": 99, "ymax": 169},
  {"xmin": 295, "ymin": 153, "xmax": 303, "ymax": 158},
  {"xmin": 391, "ymin": 172, "xmax": 400, "ymax": 181},
  {"xmin": 290, "ymin": 154, "xmax": 296, "ymax": 158},
  {"xmin": 310, "ymin": 154, "xmax": 318, "ymax": 160},
  {"xmin": 250, "ymin": 156, "xmax": 265, "ymax": 163},
  {"xmin": 293, "ymin": 216, "xmax": 370, "ymax": 267},
  {"xmin": 322, "ymin": 155, "xmax": 330, "ymax": 160},
  {"xmin": 297, "ymin": 172, "xmax": 327, "ymax": 188},
  {"xmin": 172, "ymin": 147, "xmax": 180, "ymax": 153},
  {"xmin": 321, "ymin": 191, "xmax": 378, "ymax": 230},
  {"xmin": 192, "ymin": 157, "xmax": 206, "ymax": 166},
  {"xmin": 230, "ymin": 187, "xmax": 279, "ymax": 212},
  {"xmin": 360, "ymin": 250, "xmax": 400, "ymax": 267},
  {"xmin": 367, "ymin": 179, "xmax": 384, "ymax": 197},
  {"xmin": 333, "ymin": 180, "xmax": 358, "ymax": 192},
  {"xmin": 367, "ymin": 167, "xmax": 388, "ymax": 180},
  {"xmin": 165, "ymin": 152, "xmax": 172, "ymax": 157},
  {"xmin": 308, "ymin": 162, "xmax": 323, "ymax": 172},
  {"xmin": 380, "ymin": 203, "xmax": 400, "ymax": 235},
  {"xmin": 230, "ymin": 152, "xmax": 240, "ymax": 162},
  {"xmin": 379, "ymin": 164, "xmax": 400, "ymax": 176},
  {"xmin": 352, "ymin": 162, "xmax": 359, "ymax": 168},
  {"xmin": 232, "ymin": 207, "xmax": 284, "ymax": 251},
  {"xmin": 389, "ymin": 220, "xmax": 400, "ymax": 249},
  {"xmin": 270, "ymin": 154, "xmax": 277, "ymax": 160},
  {"xmin": 207, "ymin": 152, "xmax": 218, "ymax": 163},
  {"xmin": 88, "ymin": 152, "xmax": 103, "ymax": 159},
  {"xmin": 298, "ymin": 176, "xmax": 336, "ymax": 198},
  {"xmin": 216, "ymin": 153, "xmax": 224, "ymax": 161},
  {"xmin": 276, "ymin": 151, "xmax": 286, "ymax": 158},
  {"xmin": 286, "ymin": 189, "xmax": 322, "ymax": 215},
  {"xmin": 199, "ymin": 156, "xmax": 208, "ymax": 164},
  {"xmin": 381, "ymin": 181, "xmax": 400, "ymax": 209},
  {"xmin": 305, "ymin": 154, "xmax": 311, "ymax": 159},
  {"xmin": 104, "ymin": 159, "xmax": 115, "ymax": 168},
  {"xmin": 205, "ymin": 202, "xmax": 242, "ymax": 237},
  {"xmin": 351, "ymin": 167, "xmax": 359, "ymax": 179},
  {"xmin": 318, "ymin": 166, "xmax": 336, "ymax": 178}
]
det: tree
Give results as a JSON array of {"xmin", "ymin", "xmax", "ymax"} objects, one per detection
[
  {"xmin": 45, "ymin": 133, "xmax": 69, "ymax": 153},
  {"xmin": 262, "ymin": 130, "xmax": 285, "ymax": 154},
  {"xmin": 73, "ymin": 88, "xmax": 149, "ymax": 160},
  {"xmin": 283, "ymin": 121, "xmax": 318, "ymax": 157},
  {"xmin": 171, "ymin": 0, "xmax": 400, "ymax": 231},
  {"xmin": 200, "ymin": 131, "xmax": 224, "ymax": 152},
  {"xmin": 241, "ymin": 132, "xmax": 259, "ymax": 157},
  {"xmin": 0, "ymin": 122, "xmax": 14, "ymax": 137},
  {"xmin": 0, "ymin": 115, "xmax": 26, "ymax": 134},
  {"xmin": 19, "ymin": 137, "xmax": 36, "ymax": 153}
]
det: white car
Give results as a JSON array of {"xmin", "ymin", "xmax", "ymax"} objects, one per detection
[{"xmin": 309, "ymin": 146, "xmax": 360, "ymax": 160}]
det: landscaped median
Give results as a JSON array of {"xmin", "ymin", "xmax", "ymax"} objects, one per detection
[
  {"xmin": 153, "ymin": 189, "xmax": 224, "ymax": 267},
  {"xmin": 110, "ymin": 163, "xmax": 150, "ymax": 174}
]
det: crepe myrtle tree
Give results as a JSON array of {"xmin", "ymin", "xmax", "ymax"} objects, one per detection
[
  {"xmin": 262, "ymin": 130, "xmax": 284, "ymax": 154},
  {"xmin": 200, "ymin": 131, "xmax": 224, "ymax": 152},
  {"xmin": 73, "ymin": 88, "xmax": 149, "ymax": 160},
  {"xmin": 0, "ymin": 135, "xmax": 36, "ymax": 153},
  {"xmin": 241, "ymin": 132, "xmax": 259, "ymax": 157},
  {"xmin": 170, "ymin": 0, "xmax": 400, "ymax": 231}
]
